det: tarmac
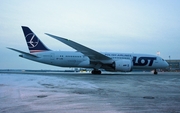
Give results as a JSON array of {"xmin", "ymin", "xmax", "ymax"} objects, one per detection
[{"xmin": 0, "ymin": 72, "xmax": 180, "ymax": 113}]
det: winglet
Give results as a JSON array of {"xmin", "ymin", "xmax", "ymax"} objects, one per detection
[{"xmin": 45, "ymin": 33, "xmax": 69, "ymax": 41}]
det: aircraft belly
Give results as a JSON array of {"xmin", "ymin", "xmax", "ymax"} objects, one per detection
[
  {"xmin": 132, "ymin": 66, "xmax": 155, "ymax": 69},
  {"xmin": 52, "ymin": 59, "xmax": 81, "ymax": 67}
]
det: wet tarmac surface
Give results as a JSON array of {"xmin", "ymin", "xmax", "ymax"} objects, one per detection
[{"xmin": 0, "ymin": 72, "xmax": 180, "ymax": 113}]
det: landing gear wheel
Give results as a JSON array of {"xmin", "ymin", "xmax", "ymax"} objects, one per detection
[
  {"xmin": 91, "ymin": 70, "xmax": 101, "ymax": 74},
  {"xmin": 154, "ymin": 69, "xmax": 158, "ymax": 75}
]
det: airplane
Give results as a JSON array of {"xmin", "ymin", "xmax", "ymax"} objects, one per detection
[{"xmin": 8, "ymin": 26, "xmax": 169, "ymax": 74}]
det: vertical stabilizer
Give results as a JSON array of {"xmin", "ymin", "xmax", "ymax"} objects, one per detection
[{"xmin": 22, "ymin": 26, "xmax": 50, "ymax": 53}]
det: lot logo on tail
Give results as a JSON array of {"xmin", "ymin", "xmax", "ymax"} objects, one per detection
[{"xmin": 26, "ymin": 33, "xmax": 39, "ymax": 48}]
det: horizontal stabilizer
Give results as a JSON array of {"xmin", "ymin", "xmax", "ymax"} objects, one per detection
[{"xmin": 7, "ymin": 47, "xmax": 39, "ymax": 58}]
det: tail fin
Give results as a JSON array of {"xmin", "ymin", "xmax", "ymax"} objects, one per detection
[{"xmin": 22, "ymin": 26, "xmax": 50, "ymax": 53}]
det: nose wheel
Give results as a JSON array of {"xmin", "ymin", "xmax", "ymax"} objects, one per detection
[
  {"xmin": 91, "ymin": 69, "xmax": 101, "ymax": 74},
  {"xmin": 154, "ymin": 69, "xmax": 158, "ymax": 74}
]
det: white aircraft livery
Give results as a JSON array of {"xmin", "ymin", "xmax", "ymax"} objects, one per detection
[{"xmin": 8, "ymin": 26, "xmax": 169, "ymax": 74}]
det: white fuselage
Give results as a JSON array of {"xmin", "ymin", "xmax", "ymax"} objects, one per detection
[{"xmin": 20, "ymin": 51, "xmax": 169, "ymax": 71}]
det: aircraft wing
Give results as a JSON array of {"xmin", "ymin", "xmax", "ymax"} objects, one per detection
[{"xmin": 45, "ymin": 33, "xmax": 113, "ymax": 63}]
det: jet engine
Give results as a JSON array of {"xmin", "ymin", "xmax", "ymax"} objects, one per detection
[{"xmin": 113, "ymin": 59, "xmax": 132, "ymax": 72}]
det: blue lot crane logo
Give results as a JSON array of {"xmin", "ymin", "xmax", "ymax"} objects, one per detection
[{"xmin": 26, "ymin": 33, "xmax": 39, "ymax": 48}]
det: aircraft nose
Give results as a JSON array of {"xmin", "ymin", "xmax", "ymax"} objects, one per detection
[{"xmin": 165, "ymin": 61, "xmax": 169, "ymax": 68}]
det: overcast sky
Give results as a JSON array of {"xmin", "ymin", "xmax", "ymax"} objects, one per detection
[{"xmin": 0, "ymin": 0, "xmax": 180, "ymax": 70}]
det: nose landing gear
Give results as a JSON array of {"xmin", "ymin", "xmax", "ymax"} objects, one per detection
[
  {"xmin": 91, "ymin": 69, "xmax": 101, "ymax": 74},
  {"xmin": 154, "ymin": 69, "xmax": 158, "ymax": 74}
]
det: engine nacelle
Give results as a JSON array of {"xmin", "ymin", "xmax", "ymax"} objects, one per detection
[{"xmin": 113, "ymin": 59, "xmax": 132, "ymax": 72}]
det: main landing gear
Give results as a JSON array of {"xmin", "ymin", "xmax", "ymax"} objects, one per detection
[
  {"xmin": 91, "ymin": 69, "xmax": 101, "ymax": 74},
  {"xmin": 154, "ymin": 69, "xmax": 158, "ymax": 74}
]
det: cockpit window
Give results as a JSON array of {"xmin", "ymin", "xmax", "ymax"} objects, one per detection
[{"xmin": 162, "ymin": 59, "xmax": 164, "ymax": 61}]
